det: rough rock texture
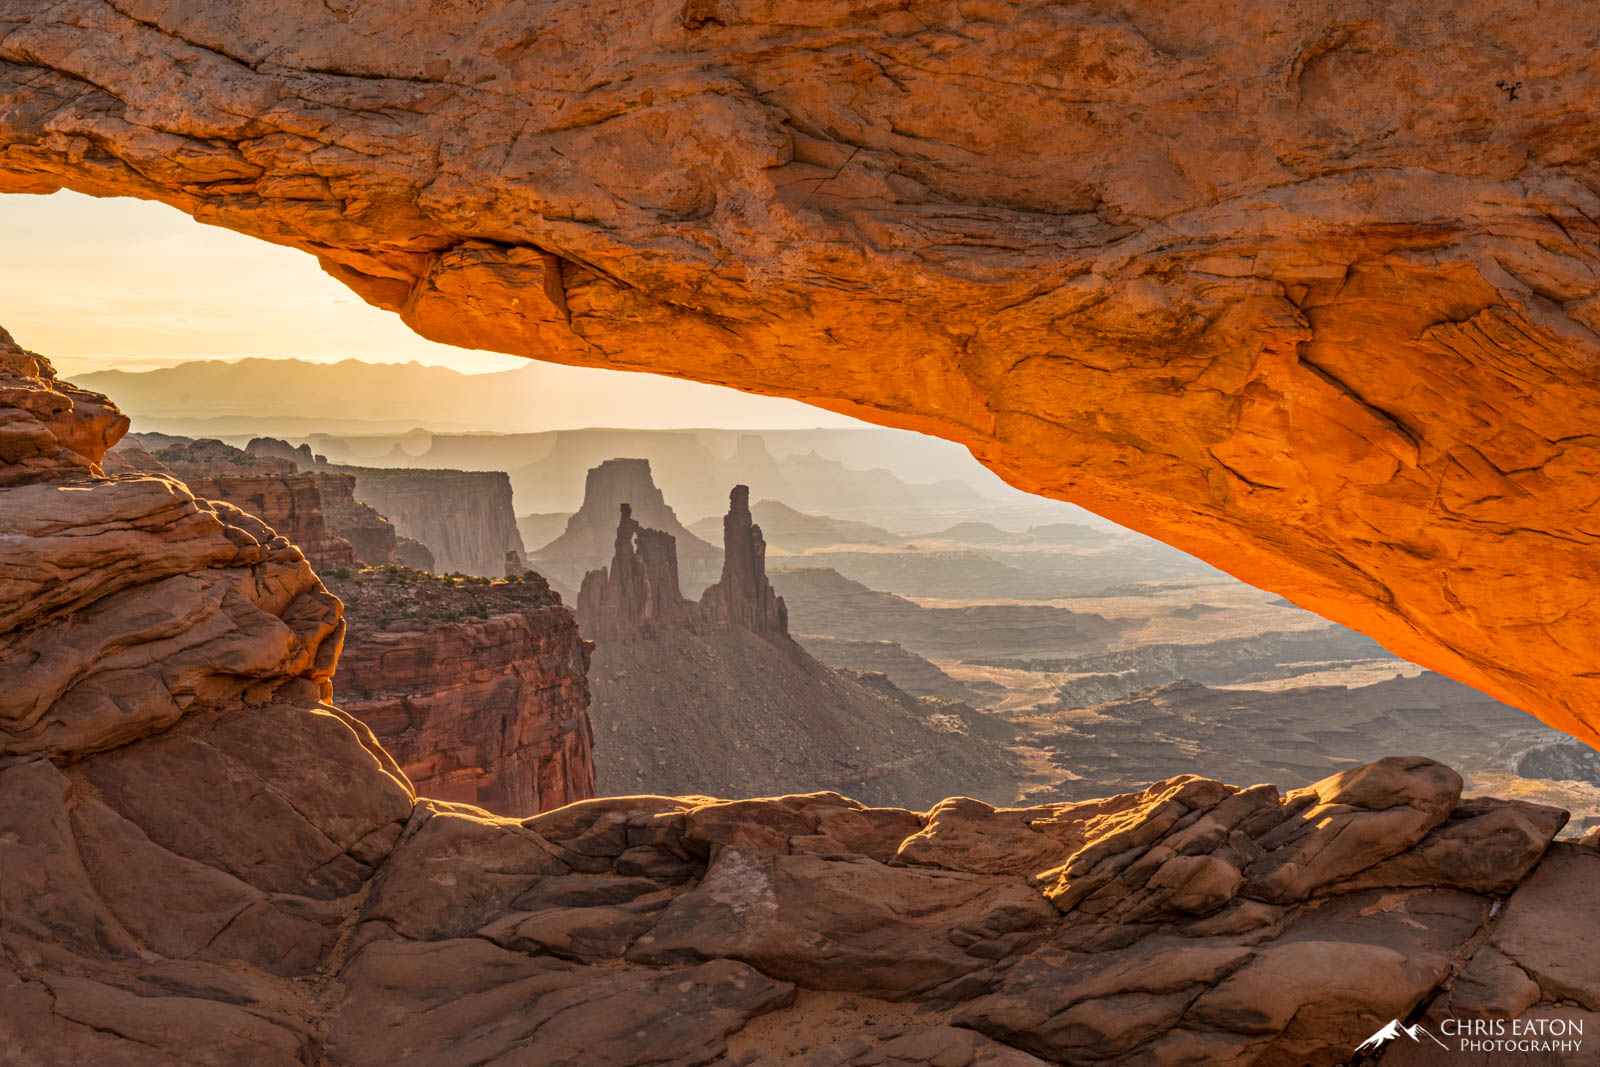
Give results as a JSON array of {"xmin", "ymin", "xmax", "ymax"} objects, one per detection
[
  {"xmin": 327, "ymin": 465, "xmax": 525, "ymax": 577},
  {"xmin": 1, "ymin": 352, "xmax": 1594, "ymax": 1062},
  {"xmin": 0, "ymin": 343, "xmax": 345, "ymax": 760},
  {"xmin": 1016, "ymin": 673, "xmax": 1600, "ymax": 817},
  {"xmin": 1, "ymin": 1, "xmax": 1597, "ymax": 741},
  {"xmin": 142, "ymin": 437, "xmax": 361, "ymax": 571},
  {"xmin": 532, "ymin": 457, "xmax": 722, "ymax": 596},
  {"xmin": 327, "ymin": 567, "xmax": 596, "ymax": 817},
  {"xmin": 0, "ymin": 330, "xmax": 415, "ymax": 1062},
  {"xmin": 314, "ymin": 472, "xmax": 399, "ymax": 566},
  {"xmin": 577, "ymin": 484, "xmax": 786, "ymax": 640},
  {"xmin": 576, "ymin": 501, "xmax": 692, "ymax": 638},
  {"xmin": 100, "ymin": 436, "xmax": 171, "ymax": 477},
  {"xmin": 125, "ymin": 437, "xmax": 420, "ymax": 569}
]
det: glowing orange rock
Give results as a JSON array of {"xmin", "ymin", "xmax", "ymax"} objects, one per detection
[{"xmin": 2, "ymin": 2, "xmax": 1599, "ymax": 742}]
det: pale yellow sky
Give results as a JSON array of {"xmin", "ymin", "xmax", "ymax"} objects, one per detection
[
  {"xmin": 1, "ymin": 190, "xmax": 537, "ymax": 373},
  {"xmin": 0, "ymin": 190, "xmax": 857, "ymax": 428}
]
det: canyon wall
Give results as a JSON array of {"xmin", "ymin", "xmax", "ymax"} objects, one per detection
[
  {"xmin": 151, "ymin": 438, "xmax": 359, "ymax": 571},
  {"xmin": 336, "ymin": 466, "xmax": 525, "ymax": 577},
  {"xmin": 125, "ymin": 437, "xmax": 426, "ymax": 572},
  {"xmin": 327, "ymin": 568, "xmax": 596, "ymax": 817},
  {"xmin": 107, "ymin": 434, "xmax": 586, "ymax": 814},
  {"xmin": 314, "ymin": 472, "xmax": 398, "ymax": 566},
  {"xmin": 4, "ymin": 333, "xmax": 1600, "ymax": 1064},
  {"xmin": 4, "ymin": 2, "xmax": 1599, "ymax": 743}
]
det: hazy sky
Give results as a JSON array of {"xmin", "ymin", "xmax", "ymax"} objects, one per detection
[{"xmin": 0, "ymin": 190, "xmax": 858, "ymax": 427}]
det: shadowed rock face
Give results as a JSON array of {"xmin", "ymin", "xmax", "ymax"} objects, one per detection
[
  {"xmin": 1, "ymin": 2, "xmax": 1599, "ymax": 741},
  {"xmin": 699, "ymin": 485, "xmax": 788, "ymax": 637},
  {"xmin": 578, "ymin": 484, "xmax": 786, "ymax": 640},
  {"xmin": 2, "ymin": 342, "xmax": 1596, "ymax": 1063},
  {"xmin": 330, "ymin": 466, "xmax": 526, "ymax": 577},
  {"xmin": 313, "ymin": 473, "xmax": 400, "ymax": 566},
  {"xmin": 327, "ymin": 568, "xmax": 596, "ymax": 818}
]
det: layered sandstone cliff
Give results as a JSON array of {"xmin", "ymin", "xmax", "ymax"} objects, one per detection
[
  {"xmin": 149, "ymin": 438, "xmax": 360, "ymax": 571},
  {"xmin": 3, "ymin": 339, "xmax": 1598, "ymax": 1065},
  {"xmin": 243, "ymin": 438, "xmax": 414, "ymax": 567},
  {"xmin": 314, "ymin": 472, "xmax": 398, "ymax": 566},
  {"xmin": 328, "ymin": 465, "xmax": 526, "ymax": 577},
  {"xmin": 327, "ymin": 567, "xmax": 595, "ymax": 817},
  {"xmin": 533, "ymin": 457, "xmax": 722, "ymax": 596},
  {"xmin": 132, "ymin": 436, "xmax": 426, "ymax": 569},
  {"xmin": 4, "ymin": 2, "xmax": 1598, "ymax": 745}
]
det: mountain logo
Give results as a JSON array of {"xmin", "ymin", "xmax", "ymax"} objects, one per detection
[{"xmin": 1355, "ymin": 1019, "xmax": 1450, "ymax": 1052}]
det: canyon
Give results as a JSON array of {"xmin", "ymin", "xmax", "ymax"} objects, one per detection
[
  {"xmin": 5, "ymin": 1, "xmax": 1600, "ymax": 1058},
  {"xmin": 1016, "ymin": 672, "xmax": 1600, "ymax": 832},
  {"xmin": 132, "ymin": 437, "xmax": 361, "ymax": 571},
  {"xmin": 3, "ymin": 1, "xmax": 1598, "ymax": 743},
  {"xmin": 131, "ymin": 431, "xmax": 524, "ymax": 578},
  {"xmin": 114, "ymin": 434, "xmax": 422, "ymax": 571},
  {"xmin": 326, "ymin": 567, "xmax": 595, "ymax": 817},
  {"xmin": 328, "ymin": 465, "xmax": 526, "ymax": 578},
  {"xmin": 5, "ymin": 329, "xmax": 1600, "ymax": 1061},
  {"xmin": 576, "ymin": 483, "xmax": 1021, "ymax": 807},
  {"xmin": 102, "ymin": 432, "xmax": 590, "ymax": 817},
  {"xmin": 770, "ymin": 567, "xmax": 1128, "ymax": 663}
]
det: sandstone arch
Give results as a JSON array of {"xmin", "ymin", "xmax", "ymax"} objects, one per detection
[{"xmin": 3, "ymin": 0, "xmax": 1598, "ymax": 743}]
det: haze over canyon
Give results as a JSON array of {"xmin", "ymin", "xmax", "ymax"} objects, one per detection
[{"xmin": 3, "ymin": 1, "xmax": 1600, "ymax": 1064}]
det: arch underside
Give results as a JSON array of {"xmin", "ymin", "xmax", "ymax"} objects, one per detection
[{"xmin": 2, "ymin": 0, "xmax": 1598, "ymax": 743}]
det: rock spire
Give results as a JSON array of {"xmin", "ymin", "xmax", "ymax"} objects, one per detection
[{"xmin": 577, "ymin": 486, "xmax": 787, "ymax": 640}]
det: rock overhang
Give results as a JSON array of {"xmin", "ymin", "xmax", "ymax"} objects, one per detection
[{"xmin": 2, "ymin": 0, "xmax": 1599, "ymax": 744}]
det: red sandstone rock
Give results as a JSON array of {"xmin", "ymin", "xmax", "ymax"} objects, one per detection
[
  {"xmin": 315, "ymin": 472, "xmax": 399, "ymax": 566},
  {"xmin": 4, "ymin": 340, "xmax": 1598, "ymax": 1065},
  {"xmin": 327, "ymin": 568, "xmax": 596, "ymax": 817},
  {"xmin": 3, "ymin": 4, "xmax": 1598, "ymax": 744},
  {"xmin": 147, "ymin": 438, "xmax": 361, "ymax": 571},
  {"xmin": 0, "ymin": 327, "xmax": 125, "ymax": 486}
]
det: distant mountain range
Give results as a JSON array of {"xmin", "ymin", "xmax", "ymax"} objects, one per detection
[
  {"xmin": 75, "ymin": 356, "xmax": 855, "ymax": 434},
  {"xmin": 78, "ymin": 357, "xmax": 1119, "ymax": 533}
]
